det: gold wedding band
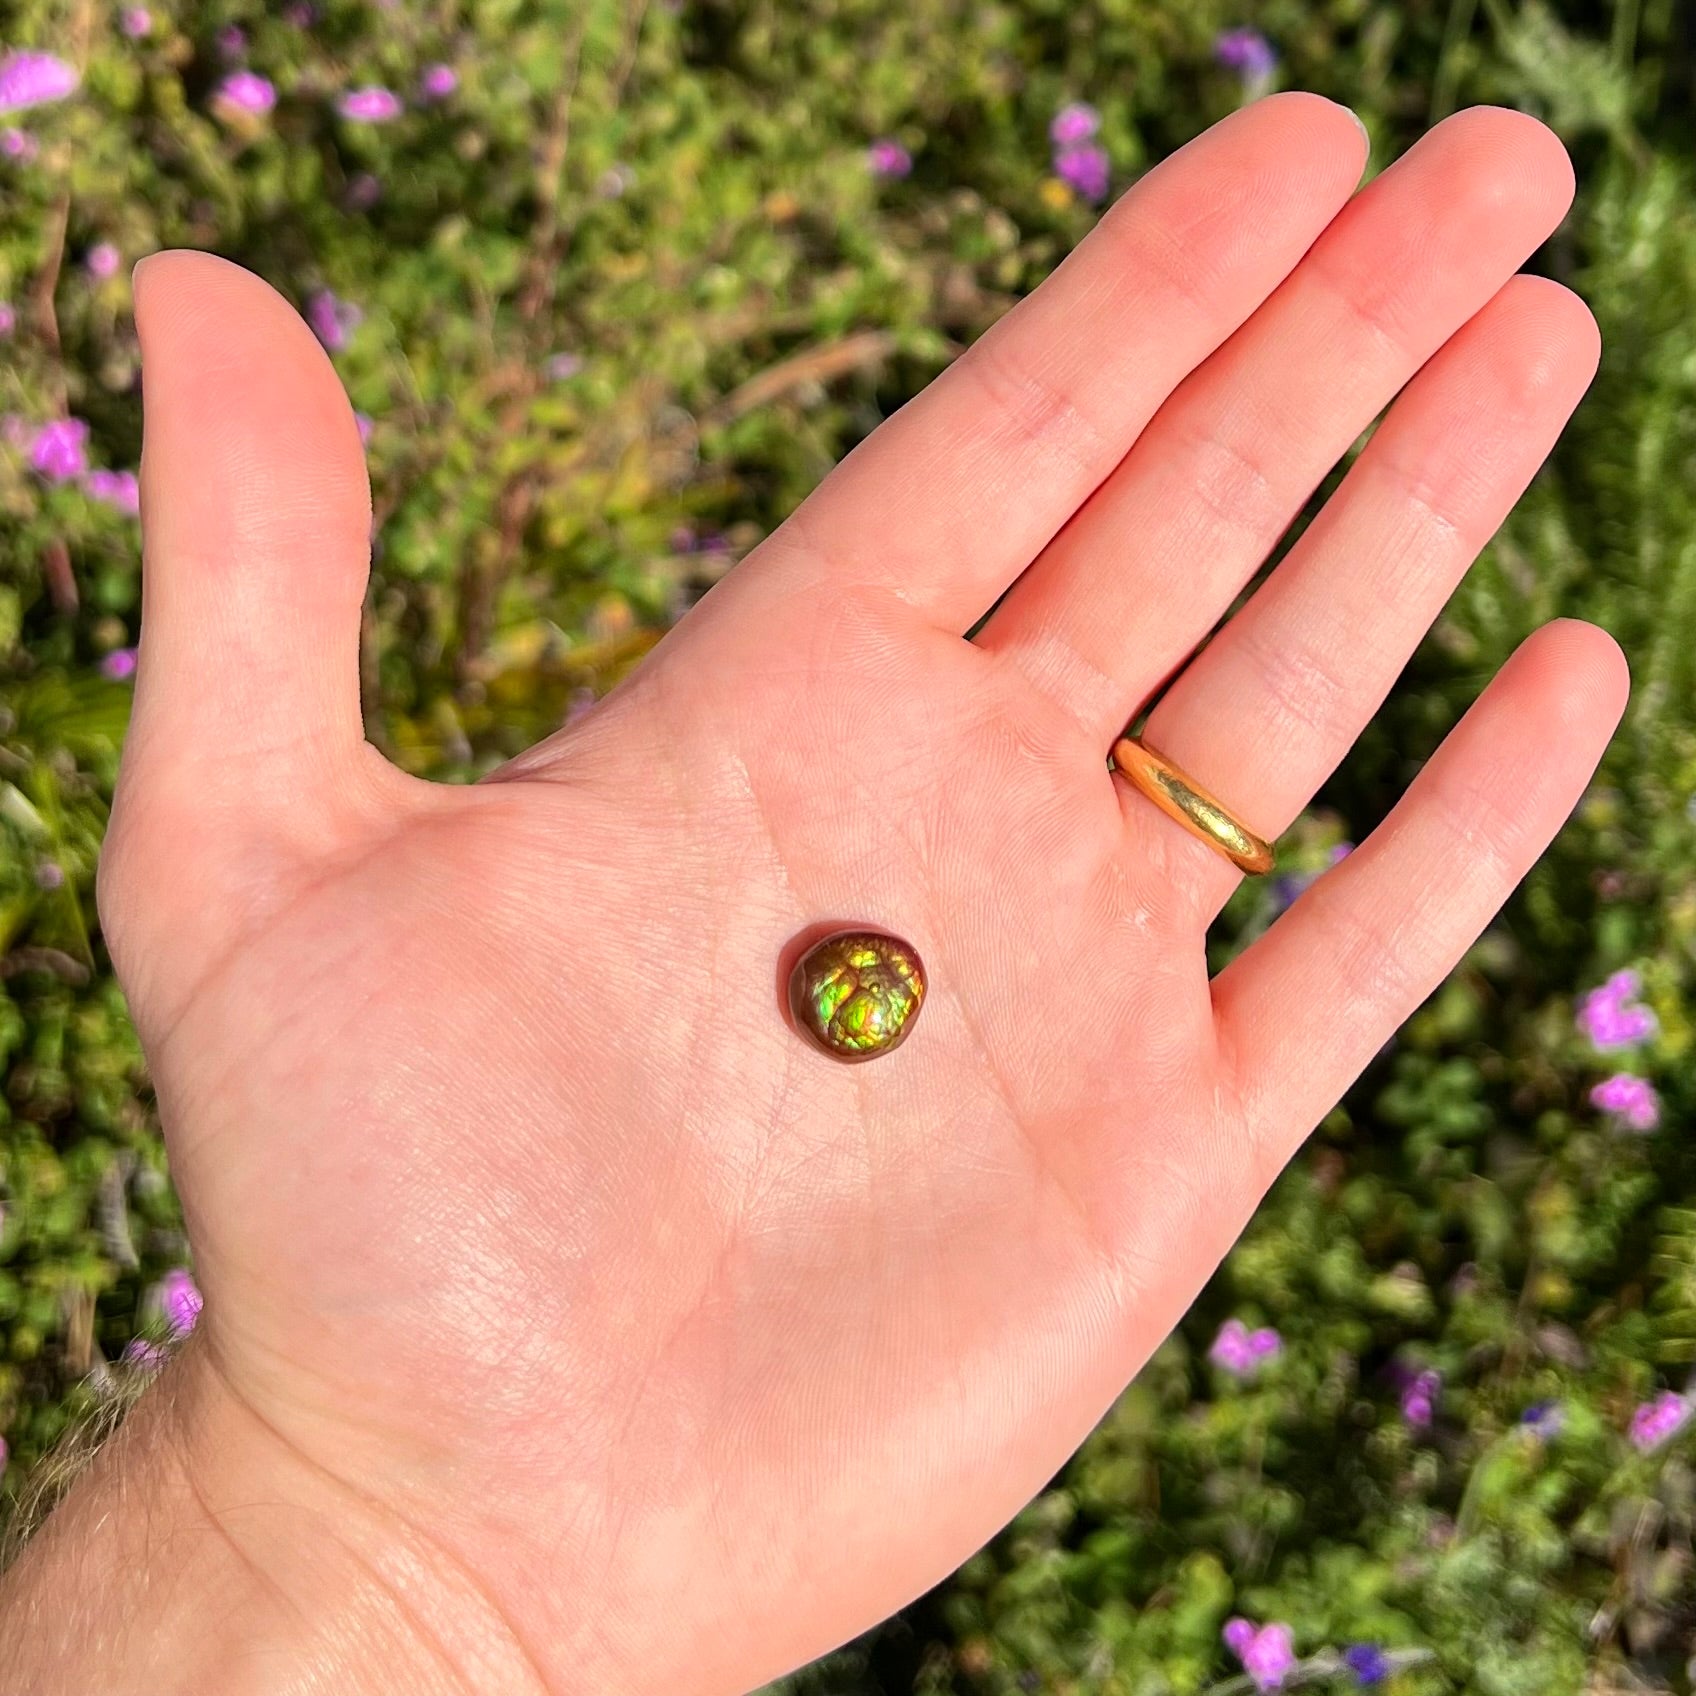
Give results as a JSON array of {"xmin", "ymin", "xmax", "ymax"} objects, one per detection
[{"xmin": 1111, "ymin": 737, "xmax": 1275, "ymax": 876}]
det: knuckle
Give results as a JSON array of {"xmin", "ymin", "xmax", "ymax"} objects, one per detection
[
  {"xmin": 1238, "ymin": 620, "xmax": 1352, "ymax": 739},
  {"xmin": 962, "ymin": 330, "xmax": 1112, "ymax": 486},
  {"xmin": 1167, "ymin": 412, "xmax": 1288, "ymax": 544}
]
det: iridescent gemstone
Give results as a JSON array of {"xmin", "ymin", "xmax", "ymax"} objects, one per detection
[{"xmin": 788, "ymin": 929, "xmax": 926, "ymax": 1062}]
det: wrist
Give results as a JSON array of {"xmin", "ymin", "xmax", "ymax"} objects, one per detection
[{"xmin": 0, "ymin": 1341, "xmax": 547, "ymax": 1696}]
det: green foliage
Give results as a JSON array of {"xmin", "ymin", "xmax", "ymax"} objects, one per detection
[{"xmin": 0, "ymin": 0, "xmax": 1693, "ymax": 1690}]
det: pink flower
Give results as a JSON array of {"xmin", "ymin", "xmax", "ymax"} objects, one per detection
[
  {"xmin": 1223, "ymin": 1619, "xmax": 1297, "ymax": 1691},
  {"xmin": 0, "ymin": 50, "xmax": 80, "ymax": 114},
  {"xmin": 1589, "ymin": 1072, "xmax": 1660, "ymax": 1131},
  {"xmin": 34, "ymin": 859, "xmax": 64, "ymax": 890},
  {"xmin": 30, "ymin": 418, "xmax": 90, "ymax": 481},
  {"xmin": 420, "ymin": 63, "xmax": 458, "ymax": 100},
  {"xmin": 1209, "ymin": 1318, "xmax": 1282, "ymax": 1377},
  {"xmin": 86, "ymin": 469, "xmax": 140, "ymax": 514},
  {"xmin": 0, "ymin": 1435, "xmax": 7, "ymax": 1476},
  {"xmin": 1577, "ymin": 969, "xmax": 1658, "ymax": 1050},
  {"xmin": 1216, "ymin": 27, "xmax": 1277, "ymax": 82},
  {"xmin": 158, "ymin": 1269, "xmax": 202, "ymax": 1337},
  {"xmin": 1055, "ymin": 142, "xmax": 1110, "ymax": 202},
  {"xmin": 0, "ymin": 302, "xmax": 13, "ymax": 337},
  {"xmin": 1223, "ymin": 1618, "xmax": 1257, "ymax": 1656},
  {"xmin": 345, "ymin": 171, "xmax": 382, "ymax": 209},
  {"xmin": 306, "ymin": 288, "xmax": 362, "ymax": 351},
  {"xmin": 868, "ymin": 138, "xmax": 912, "ymax": 179},
  {"xmin": 544, "ymin": 350, "xmax": 584, "ymax": 381},
  {"xmin": 217, "ymin": 24, "xmax": 246, "ymax": 57},
  {"xmin": 1401, "ymin": 1368, "xmax": 1441, "ymax": 1428},
  {"xmin": 1, "ymin": 126, "xmax": 36, "ymax": 159},
  {"xmin": 1049, "ymin": 102, "xmax": 1100, "ymax": 147},
  {"xmin": 354, "ymin": 412, "xmax": 374, "ymax": 446},
  {"xmin": 122, "ymin": 1337, "xmax": 167, "ymax": 1370},
  {"xmin": 86, "ymin": 241, "xmax": 120, "ymax": 280},
  {"xmin": 1629, "ymin": 1391, "xmax": 1691, "ymax": 1453},
  {"xmin": 121, "ymin": 7, "xmax": 153, "ymax": 38},
  {"xmin": 337, "ymin": 86, "xmax": 403, "ymax": 123},
  {"xmin": 214, "ymin": 70, "xmax": 276, "ymax": 116}
]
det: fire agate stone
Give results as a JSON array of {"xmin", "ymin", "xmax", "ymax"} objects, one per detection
[{"xmin": 788, "ymin": 930, "xmax": 926, "ymax": 1062}]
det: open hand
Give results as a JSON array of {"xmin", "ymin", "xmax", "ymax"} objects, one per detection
[{"xmin": 35, "ymin": 95, "xmax": 1623, "ymax": 1695}]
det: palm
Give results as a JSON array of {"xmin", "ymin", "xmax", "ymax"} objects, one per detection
[{"xmin": 102, "ymin": 98, "xmax": 1625, "ymax": 1694}]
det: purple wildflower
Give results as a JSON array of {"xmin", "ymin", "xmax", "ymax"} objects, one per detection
[
  {"xmin": 868, "ymin": 138, "xmax": 912, "ymax": 179},
  {"xmin": 0, "ymin": 51, "xmax": 80, "ymax": 114},
  {"xmin": 1401, "ymin": 1368, "xmax": 1441, "ymax": 1427},
  {"xmin": 1223, "ymin": 1618, "xmax": 1256, "ymax": 1656},
  {"xmin": 0, "ymin": 302, "xmax": 13, "ymax": 337},
  {"xmin": 121, "ymin": 7, "xmax": 153, "ymax": 38},
  {"xmin": 158, "ymin": 1269, "xmax": 202, "ymax": 1337},
  {"xmin": 30, "ymin": 418, "xmax": 90, "ymax": 482},
  {"xmin": 1055, "ymin": 142, "xmax": 1110, "ymax": 202},
  {"xmin": 122, "ymin": 1337, "xmax": 167, "ymax": 1370},
  {"xmin": 1577, "ymin": 968, "xmax": 1658, "ymax": 1049},
  {"xmin": 1343, "ymin": 1645, "xmax": 1391, "ymax": 1687},
  {"xmin": 420, "ymin": 63, "xmax": 458, "ymax": 100},
  {"xmin": 34, "ymin": 860, "xmax": 64, "ymax": 891},
  {"xmin": 1223, "ymin": 1620, "xmax": 1296, "ymax": 1692},
  {"xmin": 214, "ymin": 70, "xmax": 276, "ymax": 116},
  {"xmin": 544, "ymin": 350, "xmax": 584, "ymax": 381},
  {"xmin": 1629, "ymin": 1391, "xmax": 1691, "ymax": 1453},
  {"xmin": 100, "ymin": 647, "xmax": 138, "ymax": 682},
  {"xmin": 345, "ymin": 171, "xmax": 382, "ymax": 209},
  {"xmin": 86, "ymin": 241, "xmax": 120, "ymax": 281},
  {"xmin": 1210, "ymin": 1318, "xmax": 1282, "ymax": 1377},
  {"xmin": 1272, "ymin": 841, "xmax": 1353, "ymax": 910},
  {"xmin": 1589, "ymin": 1071, "xmax": 1660, "ymax": 1131},
  {"xmin": 217, "ymin": 24, "xmax": 246, "ymax": 57},
  {"xmin": 1520, "ymin": 1400, "xmax": 1565, "ymax": 1439},
  {"xmin": 353, "ymin": 412, "xmax": 374, "ymax": 447},
  {"xmin": 337, "ymin": 86, "xmax": 404, "ymax": 123},
  {"xmin": 86, "ymin": 468, "xmax": 141, "ymax": 514},
  {"xmin": 1244, "ymin": 1625, "xmax": 1296, "ymax": 1690},
  {"xmin": 1215, "ymin": 28, "xmax": 1278, "ymax": 83},
  {"xmin": 0, "ymin": 1436, "xmax": 7, "ymax": 1475},
  {"xmin": 306, "ymin": 289, "xmax": 362, "ymax": 351},
  {"xmin": 1049, "ymin": 102, "xmax": 1101, "ymax": 147},
  {"xmin": 1, "ymin": 126, "xmax": 36, "ymax": 159}
]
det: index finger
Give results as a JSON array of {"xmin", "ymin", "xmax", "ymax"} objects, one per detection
[{"xmin": 745, "ymin": 93, "xmax": 1368, "ymax": 632}]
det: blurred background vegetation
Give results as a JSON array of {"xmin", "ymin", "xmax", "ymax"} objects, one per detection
[{"xmin": 1, "ymin": 1, "xmax": 1694, "ymax": 1691}]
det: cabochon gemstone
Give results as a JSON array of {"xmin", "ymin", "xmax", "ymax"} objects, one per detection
[{"xmin": 789, "ymin": 930, "xmax": 926, "ymax": 1062}]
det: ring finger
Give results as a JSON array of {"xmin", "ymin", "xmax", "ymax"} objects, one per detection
[{"xmin": 1125, "ymin": 271, "xmax": 1601, "ymax": 918}]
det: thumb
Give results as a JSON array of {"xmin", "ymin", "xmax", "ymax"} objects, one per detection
[{"xmin": 100, "ymin": 251, "xmax": 385, "ymax": 1017}]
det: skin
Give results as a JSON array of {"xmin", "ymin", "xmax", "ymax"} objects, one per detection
[{"xmin": 0, "ymin": 96, "xmax": 1628, "ymax": 1696}]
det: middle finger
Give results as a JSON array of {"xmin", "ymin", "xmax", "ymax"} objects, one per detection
[{"xmin": 976, "ymin": 105, "xmax": 1576, "ymax": 746}]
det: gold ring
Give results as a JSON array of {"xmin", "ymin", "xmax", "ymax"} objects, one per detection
[{"xmin": 1110, "ymin": 737, "xmax": 1274, "ymax": 876}]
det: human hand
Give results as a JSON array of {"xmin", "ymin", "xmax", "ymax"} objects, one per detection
[{"xmin": 2, "ymin": 96, "xmax": 1624, "ymax": 1695}]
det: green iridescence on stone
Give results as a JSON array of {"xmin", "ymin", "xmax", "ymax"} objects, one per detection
[{"xmin": 789, "ymin": 931, "xmax": 926, "ymax": 1061}]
